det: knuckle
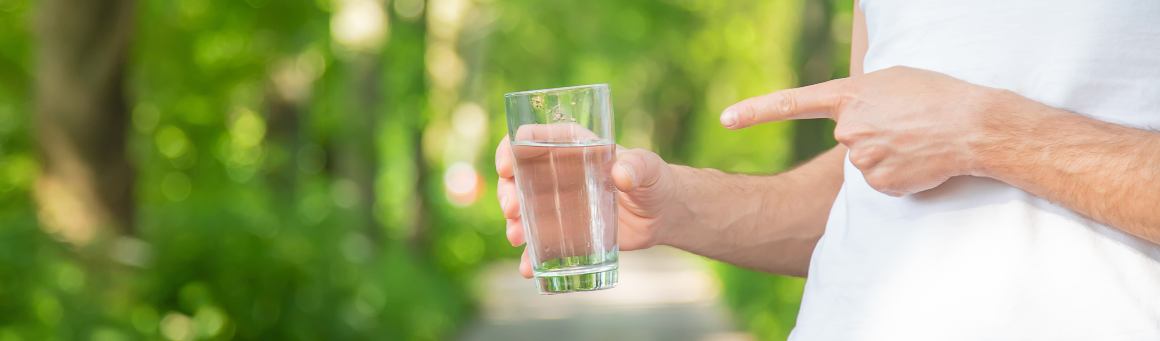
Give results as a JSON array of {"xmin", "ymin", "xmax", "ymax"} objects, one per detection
[
  {"xmin": 834, "ymin": 125, "xmax": 874, "ymax": 145},
  {"xmin": 850, "ymin": 159, "xmax": 865, "ymax": 170},
  {"xmin": 834, "ymin": 89, "xmax": 855, "ymax": 115},
  {"xmin": 864, "ymin": 172, "xmax": 894, "ymax": 192},
  {"xmin": 833, "ymin": 126, "xmax": 850, "ymax": 143},
  {"xmin": 861, "ymin": 145, "xmax": 885, "ymax": 159},
  {"xmin": 737, "ymin": 102, "xmax": 758, "ymax": 123},
  {"xmin": 834, "ymin": 135, "xmax": 851, "ymax": 146},
  {"xmin": 833, "ymin": 126, "xmax": 857, "ymax": 145},
  {"xmin": 835, "ymin": 134, "xmax": 851, "ymax": 146},
  {"xmin": 849, "ymin": 152, "xmax": 865, "ymax": 169},
  {"xmin": 849, "ymin": 149, "xmax": 875, "ymax": 170},
  {"xmin": 776, "ymin": 91, "xmax": 797, "ymax": 115}
]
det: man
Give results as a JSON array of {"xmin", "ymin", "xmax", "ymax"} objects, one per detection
[{"xmin": 496, "ymin": 0, "xmax": 1160, "ymax": 339}]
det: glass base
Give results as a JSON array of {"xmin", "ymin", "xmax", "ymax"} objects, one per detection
[{"xmin": 534, "ymin": 268, "xmax": 618, "ymax": 294}]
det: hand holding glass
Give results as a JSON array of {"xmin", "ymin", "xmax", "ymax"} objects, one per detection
[{"xmin": 503, "ymin": 84, "xmax": 618, "ymax": 294}]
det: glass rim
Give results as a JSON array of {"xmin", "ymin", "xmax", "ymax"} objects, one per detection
[{"xmin": 504, "ymin": 83, "xmax": 609, "ymax": 98}]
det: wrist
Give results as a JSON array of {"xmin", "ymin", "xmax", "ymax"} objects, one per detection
[
  {"xmin": 653, "ymin": 164, "xmax": 696, "ymax": 247},
  {"xmin": 653, "ymin": 165, "xmax": 772, "ymax": 251},
  {"xmin": 968, "ymin": 87, "xmax": 1051, "ymax": 179}
]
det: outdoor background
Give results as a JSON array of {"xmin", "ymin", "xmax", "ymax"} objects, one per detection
[{"xmin": 0, "ymin": 0, "xmax": 851, "ymax": 339}]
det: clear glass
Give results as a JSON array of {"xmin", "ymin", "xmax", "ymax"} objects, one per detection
[{"xmin": 504, "ymin": 84, "xmax": 618, "ymax": 294}]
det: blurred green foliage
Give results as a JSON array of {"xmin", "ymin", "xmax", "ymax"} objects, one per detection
[{"xmin": 0, "ymin": 0, "xmax": 849, "ymax": 339}]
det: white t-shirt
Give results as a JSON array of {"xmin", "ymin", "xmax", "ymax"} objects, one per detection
[{"xmin": 791, "ymin": 0, "xmax": 1160, "ymax": 340}]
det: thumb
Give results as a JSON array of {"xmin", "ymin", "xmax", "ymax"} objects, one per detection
[{"xmin": 612, "ymin": 148, "xmax": 666, "ymax": 193}]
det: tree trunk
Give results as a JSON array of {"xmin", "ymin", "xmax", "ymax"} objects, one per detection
[
  {"xmin": 264, "ymin": 77, "xmax": 303, "ymax": 205},
  {"xmin": 383, "ymin": 10, "xmax": 432, "ymax": 252},
  {"xmin": 651, "ymin": 72, "xmax": 699, "ymax": 164},
  {"xmin": 33, "ymin": 0, "xmax": 136, "ymax": 244},
  {"xmin": 336, "ymin": 57, "xmax": 382, "ymax": 243},
  {"xmin": 790, "ymin": 0, "xmax": 838, "ymax": 163}
]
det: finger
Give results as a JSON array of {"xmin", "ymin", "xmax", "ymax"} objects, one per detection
[
  {"xmin": 863, "ymin": 169, "xmax": 906, "ymax": 197},
  {"xmin": 498, "ymin": 179, "xmax": 521, "ymax": 219},
  {"xmin": 612, "ymin": 149, "xmax": 666, "ymax": 192},
  {"xmin": 519, "ymin": 249, "xmax": 533, "ymax": 278},
  {"xmin": 513, "ymin": 122, "xmax": 601, "ymax": 143},
  {"xmin": 848, "ymin": 145, "xmax": 887, "ymax": 171},
  {"xmin": 720, "ymin": 78, "xmax": 849, "ymax": 129},
  {"xmin": 616, "ymin": 204, "xmax": 654, "ymax": 251},
  {"xmin": 496, "ymin": 135, "xmax": 514, "ymax": 178},
  {"xmin": 506, "ymin": 218, "xmax": 525, "ymax": 246},
  {"xmin": 509, "ymin": 124, "xmax": 604, "ymax": 166}
]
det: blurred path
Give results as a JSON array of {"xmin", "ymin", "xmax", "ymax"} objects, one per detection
[{"xmin": 460, "ymin": 247, "xmax": 754, "ymax": 341}]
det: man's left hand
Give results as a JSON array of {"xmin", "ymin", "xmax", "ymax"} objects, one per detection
[{"xmin": 721, "ymin": 66, "xmax": 1008, "ymax": 196}]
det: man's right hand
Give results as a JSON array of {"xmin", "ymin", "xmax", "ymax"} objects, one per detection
[{"xmin": 495, "ymin": 135, "xmax": 680, "ymax": 278}]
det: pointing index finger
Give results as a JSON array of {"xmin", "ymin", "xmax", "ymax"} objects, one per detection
[{"xmin": 720, "ymin": 78, "xmax": 849, "ymax": 129}]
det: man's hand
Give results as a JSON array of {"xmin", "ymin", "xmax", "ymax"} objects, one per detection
[
  {"xmin": 720, "ymin": 65, "xmax": 1160, "ymax": 244},
  {"xmin": 495, "ymin": 136, "xmax": 679, "ymax": 278},
  {"xmin": 721, "ymin": 66, "xmax": 996, "ymax": 196}
]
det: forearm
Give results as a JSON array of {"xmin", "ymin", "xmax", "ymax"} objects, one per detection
[
  {"xmin": 657, "ymin": 146, "xmax": 846, "ymax": 277},
  {"xmin": 977, "ymin": 91, "xmax": 1160, "ymax": 243}
]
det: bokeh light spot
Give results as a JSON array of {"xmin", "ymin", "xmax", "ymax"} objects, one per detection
[
  {"xmin": 55, "ymin": 263, "xmax": 85, "ymax": 293},
  {"xmin": 450, "ymin": 231, "xmax": 484, "ymax": 264},
  {"xmin": 156, "ymin": 126, "xmax": 190, "ymax": 159},
  {"xmin": 162, "ymin": 172, "xmax": 192, "ymax": 202},
  {"xmin": 425, "ymin": 43, "xmax": 466, "ymax": 90},
  {"xmin": 393, "ymin": 0, "xmax": 425, "ymax": 21},
  {"xmin": 2, "ymin": 154, "xmax": 37, "ymax": 190},
  {"xmin": 355, "ymin": 282, "xmax": 386, "ymax": 314},
  {"xmin": 133, "ymin": 102, "xmax": 161, "ymax": 134},
  {"xmin": 443, "ymin": 161, "xmax": 480, "ymax": 206},
  {"xmin": 111, "ymin": 236, "xmax": 152, "ymax": 268},
  {"xmin": 33, "ymin": 291, "xmax": 62, "ymax": 325},
  {"xmin": 451, "ymin": 102, "xmax": 486, "ymax": 141},
  {"xmin": 331, "ymin": 178, "xmax": 360, "ymax": 208},
  {"xmin": 194, "ymin": 306, "xmax": 227, "ymax": 338},
  {"xmin": 160, "ymin": 312, "xmax": 193, "ymax": 341},
  {"xmin": 342, "ymin": 232, "xmax": 372, "ymax": 263},
  {"xmin": 177, "ymin": 0, "xmax": 207, "ymax": 23},
  {"xmin": 331, "ymin": 0, "xmax": 388, "ymax": 52},
  {"xmin": 230, "ymin": 109, "xmax": 266, "ymax": 149},
  {"xmin": 131, "ymin": 306, "xmax": 159, "ymax": 334},
  {"xmin": 298, "ymin": 190, "xmax": 333, "ymax": 225}
]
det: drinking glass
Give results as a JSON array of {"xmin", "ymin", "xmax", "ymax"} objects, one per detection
[{"xmin": 504, "ymin": 84, "xmax": 618, "ymax": 294}]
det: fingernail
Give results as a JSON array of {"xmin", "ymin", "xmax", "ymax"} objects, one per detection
[
  {"xmin": 720, "ymin": 110, "xmax": 737, "ymax": 128},
  {"xmin": 618, "ymin": 162, "xmax": 637, "ymax": 188}
]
